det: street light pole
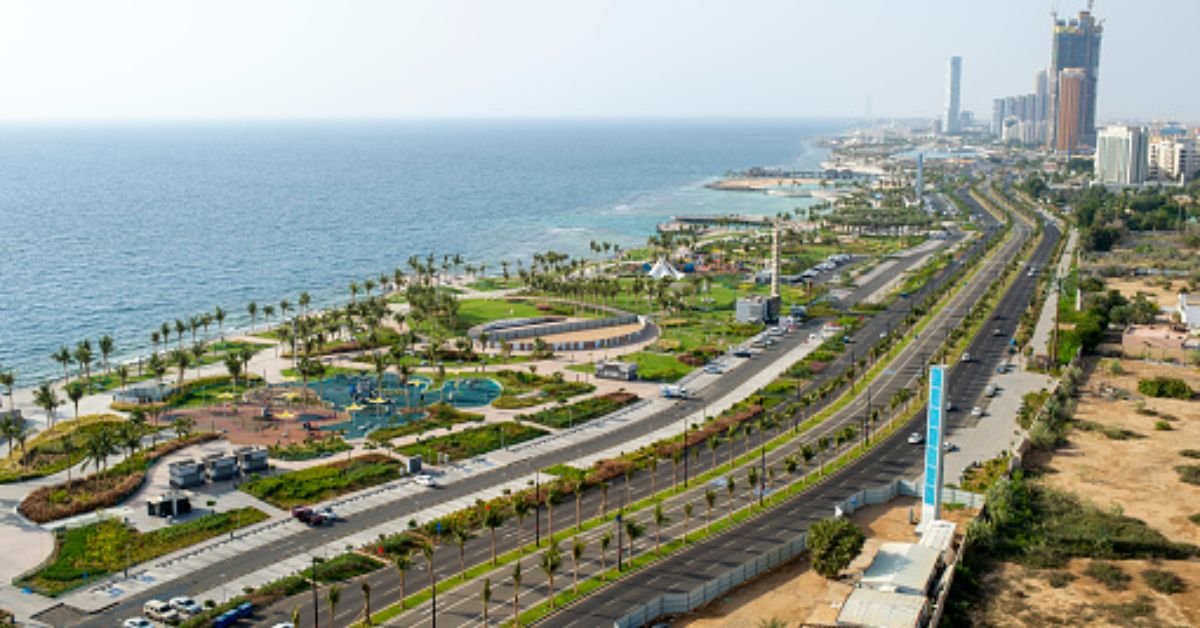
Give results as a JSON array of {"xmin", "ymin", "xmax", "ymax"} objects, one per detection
[
  {"xmin": 311, "ymin": 556, "xmax": 323, "ymax": 628},
  {"xmin": 616, "ymin": 512, "xmax": 623, "ymax": 571},
  {"xmin": 682, "ymin": 415, "xmax": 689, "ymax": 490},
  {"xmin": 535, "ymin": 471, "xmax": 541, "ymax": 547}
]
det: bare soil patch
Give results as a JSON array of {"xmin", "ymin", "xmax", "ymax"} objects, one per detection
[{"xmin": 1104, "ymin": 277, "xmax": 1184, "ymax": 311}]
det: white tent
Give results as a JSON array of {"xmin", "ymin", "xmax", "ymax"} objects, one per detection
[{"xmin": 647, "ymin": 257, "xmax": 685, "ymax": 280}]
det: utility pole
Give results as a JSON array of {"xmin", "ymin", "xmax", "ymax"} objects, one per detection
[
  {"xmin": 759, "ymin": 444, "xmax": 766, "ymax": 507},
  {"xmin": 311, "ymin": 556, "xmax": 324, "ymax": 628},
  {"xmin": 616, "ymin": 512, "xmax": 624, "ymax": 571},
  {"xmin": 534, "ymin": 471, "xmax": 541, "ymax": 547}
]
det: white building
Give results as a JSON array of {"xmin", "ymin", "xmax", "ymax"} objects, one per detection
[
  {"xmin": 1094, "ymin": 125, "xmax": 1148, "ymax": 185},
  {"xmin": 1179, "ymin": 293, "xmax": 1200, "ymax": 331},
  {"xmin": 1149, "ymin": 136, "xmax": 1200, "ymax": 183},
  {"xmin": 943, "ymin": 56, "xmax": 962, "ymax": 134}
]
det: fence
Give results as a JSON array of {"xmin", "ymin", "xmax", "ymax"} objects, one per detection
[{"xmin": 612, "ymin": 478, "xmax": 986, "ymax": 628}]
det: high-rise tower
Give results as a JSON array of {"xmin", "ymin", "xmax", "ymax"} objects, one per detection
[
  {"xmin": 943, "ymin": 56, "xmax": 962, "ymax": 134},
  {"xmin": 1048, "ymin": 4, "xmax": 1103, "ymax": 150}
]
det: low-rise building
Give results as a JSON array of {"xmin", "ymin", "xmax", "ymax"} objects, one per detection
[
  {"xmin": 235, "ymin": 446, "xmax": 269, "ymax": 474},
  {"xmin": 1179, "ymin": 293, "xmax": 1200, "ymax": 331},
  {"xmin": 168, "ymin": 460, "xmax": 205, "ymax": 488},
  {"xmin": 595, "ymin": 360, "xmax": 638, "ymax": 381},
  {"xmin": 203, "ymin": 452, "xmax": 239, "ymax": 482},
  {"xmin": 735, "ymin": 295, "xmax": 781, "ymax": 324}
]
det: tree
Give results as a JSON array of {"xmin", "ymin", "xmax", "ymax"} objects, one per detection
[
  {"xmin": 682, "ymin": 502, "xmax": 694, "ymax": 544},
  {"xmin": 725, "ymin": 476, "xmax": 736, "ymax": 521},
  {"xmin": 98, "ymin": 335, "xmax": 114, "ymax": 376},
  {"xmin": 0, "ymin": 369, "xmax": 15, "ymax": 416},
  {"xmin": 546, "ymin": 487, "xmax": 560, "ymax": 541},
  {"xmin": 247, "ymin": 302, "xmax": 258, "ymax": 332},
  {"xmin": 599, "ymin": 530, "xmax": 612, "ymax": 576},
  {"xmin": 214, "ymin": 306, "xmax": 227, "ymax": 339},
  {"xmin": 51, "ymin": 346, "xmax": 72, "ymax": 384},
  {"xmin": 115, "ymin": 364, "xmax": 130, "ymax": 392},
  {"xmin": 84, "ymin": 427, "xmax": 116, "ymax": 490},
  {"xmin": 484, "ymin": 506, "xmax": 507, "ymax": 566},
  {"xmin": 171, "ymin": 348, "xmax": 191, "ymax": 386},
  {"xmin": 392, "ymin": 552, "xmax": 413, "ymax": 610},
  {"xmin": 624, "ymin": 465, "xmax": 635, "ymax": 506},
  {"xmin": 419, "ymin": 533, "xmax": 438, "ymax": 623},
  {"xmin": 539, "ymin": 540, "xmax": 563, "ymax": 609},
  {"xmin": 622, "ymin": 516, "xmax": 645, "ymax": 560},
  {"xmin": 567, "ymin": 536, "xmax": 588, "ymax": 595},
  {"xmin": 705, "ymin": 489, "xmax": 717, "ymax": 532},
  {"xmin": 708, "ymin": 435, "xmax": 718, "ymax": 470},
  {"xmin": 68, "ymin": 343, "xmax": 92, "ymax": 389},
  {"xmin": 653, "ymin": 501, "xmax": 671, "ymax": 554},
  {"xmin": 514, "ymin": 497, "xmax": 532, "ymax": 554},
  {"xmin": 33, "ymin": 383, "xmax": 61, "ymax": 428},
  {"xmin": 481, "ymin": 577, "xmax": 491, "ymax": 625},
  {"xmin": 360, "ymin": 581, "xmax": 372, "ymax": 625},
  {"xmin": 511, "ymin": 560, "xmax": 522, "ymax": 622},
  {"xmin": 0, "ymin": 416, "xmax": 18, "ymax": 458},
  {"xmin": 326, "ymin": 583, "xmax": 341, "ymax": 627},
  {"xmin": 172, "ymin": 416, "xmax": 195, "ymax": 441},
  {"xmin": 65, "ymin": 381, "xmax": 86, "ymax": 420},
  {"xmin": 452, "ymin": 524, "xmax": 475, "ymax": 581},
  {"xmin": 808, "ymin": 517, "xmax": 866, "ymax": 579}
]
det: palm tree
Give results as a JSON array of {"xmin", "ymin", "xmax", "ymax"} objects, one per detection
[
  {"xmin": 707, "ymin": 436, "xmax": 718, "ymax": 470},
  {"xmin": 540, "ymin": 540, "xmax": 563, "ymax": 609},
  {"xmin": 326, "ymin": 583, "xmax": 341, "ymax": 627},
  {"xmin": 299, "ymin": 292, "xmax": 312, "ymax": 318},
  {"xmin": 623, "ymin": 465, "xmax": 635, "ymax": 507},
  {"xmin": 683, "ymin": 502, "xmax": 694, "ymax": 544},
  {"xmin": 392, "ymin": 552, "xmax": 413, "ymax": 610},
  {"xmin": 484, "ymin": 506, "xmax": 506, "ymax": 566},
  {"xmin": 546, "ymin": 487, "xmax": 560, "ymax": 541},
  {"xmin": 360, "ymin": 581, "xmax": 372, "ymax": 626},
  {"xmin": 247, "ymin": 302, "xmax": 258, "ymax": 332},
  {"xmin": 0, "ymin": 369, "xmax": 16, "ymax": 414},
  {"xmin": 171, "ymin": 348, "xmax": 191, "ymax": 386},
  {"xmin": 514, "ymin": 497, "xmax": 532, "ymax": 553},
  {"xmin": 511, "ymin": 560, "xmax": 522, "ymax": 623},
  {"xmin": 51, "ymin": 346, "xmax": 72, "ymax": 383},
  {"xmin": 725, "ymin": 476, "xmax": 736, "ymax": 521},
  {"xmin": 214, "ymin": 306, "xmax": 227, "ymax": 339},
  {"xmin": 419, "ymin": 532, "xmax": 438, "ymax": 623},
  {"xmin": 98, "ymin": 335, "xmax": 114, "ymax": 376},
  {"xmin": 599, "ymin": 481, "xmax": 609, "ymax": 519},
  {"xmin": 622, "ymin": 516, "xmax": 645, "ymax": 561},
  {"xmin": 65, "ymin": 381, "xmax": 85, "ymax": 420},
  {"xmin": 0, "ymin": 416, "xmax": 18, "ymax": 458},
  {"xmin": 653, "ymin": 502, "xmax": 670, "ymax": 554},
  {"xmin": 74, "ymin": 341, "xmax": 94, "ymax": 387},
  {"xmin": 570, "ymin": 536, "xmax": 586, "ymax": 594},
  {"xmin": 151, "ymin": 331, "xmax": 161, "ymax": 356},
  {"xmin": 115, "ymin": 364, "xmax": 130, "ymax": 392},
  {"xmin": 147, "ymin": 353, "xmax": 167, "ymax": 401},
  {"xmin": 649, "ymin": 457, "xmax": 658, "ymax": 495},
  {"xmin": 349, "ymin": 281, "xmax": 359, "ymax": 303},
  {"xmin": 599, "ymin": 530, "xmax": 612, "ymax": 576},
  {"xmin": 452, "ymin": 524, "xmax": 475, "ymax": 581},
  {"xmin": 172, "ymin": 416, "xmax": 195, "ymax": 441},
  {"xmin": 33, "ymin": 383, "xmax": 61, "ymax": 428},
  {"xmin": 174, "ymin": 319, "xmax": 186, "ymax": 348}
]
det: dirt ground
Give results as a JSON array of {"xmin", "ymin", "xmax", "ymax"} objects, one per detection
[
  {"xmin": 975, "ymin": 357, "xmax": 1200, "ymax": 626},
  {"xmin": 1104, "ymin": 276, "xmax": 1186, "ymax": 311},
  {"xmin": 1042, "ymin": 358, "xmax": 1200, "ymax": 543},
  {"xmin": 672, "ymin": 496, "xmax": 978, "ymax": 627}
]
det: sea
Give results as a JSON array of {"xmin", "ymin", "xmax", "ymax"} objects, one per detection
[{"xmin": 0, "ymin": 118, "xmax": 847, "ymax": 385}]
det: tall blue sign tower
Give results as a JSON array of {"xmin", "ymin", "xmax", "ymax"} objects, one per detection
[{"xmin": 920, "ymin": 365, "xmax": 947, "ymax": 530}]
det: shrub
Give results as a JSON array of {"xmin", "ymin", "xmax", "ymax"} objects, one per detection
[
  {"xmin": 519, "ymin": 392, "xmax": 639, "ymax": 429},
  {"xmin": 1046, "ymin": 571, "xmax": 1076, "ymax": 588},
  {"xmin": 395, "ymin": 423, "xmax": 547, "ymax": 462},
  {"xmin": 1103, "ymin": 595, "xmax": 1156, "ymax": 623},
  {"xmin": 807, "ymin": 517, "xmax": 865, "ymax": 579},
  {"xmin": 240, "ymin": 454, "xmax": 402, "ymax": 508},
  {"xmin": 1137, "ymin": 377, "xmax": 1194, "ymax": 400},
  {"xmin": 1154, "ymin": 420, "xmax": 1173, "ymax": 431},
  {"xmin": 1190, "ymin": 513, "xmax": 1200, "ymax": 525},
  {"xmin": 1180, "ymin": 449, "xmax": 1200, "ymax": 459},
  {"xmin": 1142, "ymin": 569, "xmax": 1185, "ymax": 594},
  {"xmin": 1084, "ymin": 561, "xmax": 1130, "ymax": 590},
  {"xmin": 1175, "ymin": 465, "xmax": 1200, "ymax": 486},
  {"xmin": 268, "ymin": 436, "xmax": 351, "ymax": 461}
]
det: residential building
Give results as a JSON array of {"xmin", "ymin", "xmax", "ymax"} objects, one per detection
[
  {"xmin": 1048, "ymin": 7, "xmax": 1103, "ymax": 149},
  {"xmin": 1149, "ymin": 135, "xmax": 1199, "ymax": 182},
  {"xmin": 943, "ymin": 56, "xmax": 962, "ymax": 134},
  {"xmin": 1095, "ymin": 125, "xmax": 1147, "ymax": 185},
  {"xmin": 1055, "ymin": 68, "xmax": 1086, "ymax": 154},
  {"xmin": 1180, "ymin": 293, "xmax": 1200, "ymax": 331}
]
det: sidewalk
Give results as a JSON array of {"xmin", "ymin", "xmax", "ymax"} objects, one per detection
[{"xmin": 1030, "ymin": 227, "xmax": 1077, "ymax": 358}]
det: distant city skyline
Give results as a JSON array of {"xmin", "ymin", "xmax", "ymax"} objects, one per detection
[{"xmin": 0, "ymin": 0, "xmax": 1196, "ymax": 122}]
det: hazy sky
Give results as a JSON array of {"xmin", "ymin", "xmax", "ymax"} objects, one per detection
[{"xmin": 1, "ymin": 0, "xmax": 1194, "ymax": 122}]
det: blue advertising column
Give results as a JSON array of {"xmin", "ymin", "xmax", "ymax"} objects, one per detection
[{"xmin": 919, "ymin": 365, "xmax": 946, "ymax": 531}]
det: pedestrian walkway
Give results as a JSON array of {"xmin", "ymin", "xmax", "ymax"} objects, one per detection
[{"xmin": 1030, "ymin": 227, "xmax": 1077, "ymax": 358}]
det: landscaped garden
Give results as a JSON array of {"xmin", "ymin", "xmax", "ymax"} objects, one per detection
[
  {"xmin": 394, "ymin": 422, "xmax": 548, "ymax": 461},
  {"xmin": 239, "ymin": 454, "xmax": 402, "ymax": 509},
  {"xmin": 519, "ymin": 391, "xmax": 639, "ymax": 429},
  {"xmin": 0, "ymin": 414, "xmax": 157, "ymax": 483},
  {"xmin": 487, "ymin": 369, "xmax": 595, "ymax": 409},
  {"xmin": 365, "ymin": 403, "xmax": 485, "ymax": 444},
  {"xmin": 17, "ymin": 507, "xmax": 268, "ymax": 595},
  {"xmin": 568, "ymin": 351, "xmax": 692, "ymax": 383},
  {"xmin": 267, "ymin": 435, "xmax": 353, "ymax": 461}
]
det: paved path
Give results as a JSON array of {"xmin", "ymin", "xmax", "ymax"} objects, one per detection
[{"xmin": 1030, "ymin": 226, "xmax": 1077, "ymax": 358}]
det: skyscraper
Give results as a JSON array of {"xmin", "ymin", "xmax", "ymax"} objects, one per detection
[
  {"xmin": 1095, "ymin": 125, "xmax": 1147, "ymax": 185},
  {"xmin": 943, "ymin": 56, "xmax": 962, "ymax": 134},
  {"xmin": 1055, "ymin": 69, "xmax": 1086, "ymax": 153},
  {"xmin": 1048, "ymin": 5, "xmax": 1103, "ymax": 149}
]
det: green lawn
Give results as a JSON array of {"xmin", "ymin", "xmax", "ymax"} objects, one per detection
[
  {"xmin": 394, "ymin": 422, "xmax": 548, "ymax": 461},
  {"xmin": 19, "ymin": 507, "xmax": 268, "ymax": 596},
  {"xmin": 519, "ymin": 392, "xmax": 640, "ymax": 429},
  {"xmin": 0, "ymin": 415, "xmax": 158, "ymax": 483},
  {"xmin": 240, "ymin": 454, "xmax": 402, "ymax": 509},
  {"xmin": 570, "ymin": 351, "xmax": 694, "ymax": 383}
]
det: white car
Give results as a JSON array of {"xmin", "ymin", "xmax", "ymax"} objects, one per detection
[
  {"xmin": 971, "ymin": 406, "xmax": 984, "ymax": 417},
  {"xmin": 271, "ymin": 624, "xmax": 297, "ymax": 628},
  {"xmin": 123, "ymin": 619, "xmax": 153, "ymax": 628},
  {"xmin": 414, "ymin": 474, "xmax": 437, "ymax": 487},
  {"xmin": 169, "ymin": 596, "xmax": 203, "ymax": 618},
  {"xmin": 143, "ymin": 599, "xmax": 180, "ymax": 624},
  {"xmin": 907, "ymin": 432, "xmax": 924, "ymax": 445},
  {"xmin": 944, "ymin": 442, "xmax": 958, "ymax": 452}
]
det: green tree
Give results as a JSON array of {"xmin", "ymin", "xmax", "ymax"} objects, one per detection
[
  {"xmin": 452, "ymin": 524, "xmax": 475, "ymax": 581},
  {"xmin": 484, "ymin": 506, "xmax": 507, "ymax": 566},
  {"xmin": 481, "ymin": 577, "xmax": 491, "ymax": 625},
  {"xmin": 98, "ymin": 335, "xmax": 114, "ymax": 376},
  {"xmin": 0, "ymin": 416, "xmax": 18, "ymax": 459},
  {"xmin": 65, "ymin": 381, "xmax": 86, "ymax": 420},
  {"xmin": 51, "ymin": 346, "xmax": 73, "ymax": 383},
  {"xmin": 326, "ymin": 583, "xmax": 340, "ymax": 627},
  {"xmin": 682, "ymin": 502, "xmax": 694, "ymax": 544},
  {"xmin": 511, "ymin": 560, "xmax": 522, "ymax": 622},
  {"xmin": 0, "ymin": 369, "xmax": 15, "ymax": 416},
  {"xmin": 360, "ymin": 581, "xmax": 372, "ymax": 625},
  {"xmin": 539, "ymin": 540, "xmax": 563, "ymax": 609},
  {"xmin": 653, "ymin": 501, "xmax": 671, "ymax": 555},
  {"xmin": 33, "ymin": 383, "xmax": 61, "ymax": 428},
  {"xmin": 172, "ymin": 416, "xmax": 195, "ymax": 441},
  {"xmin": 705, "ymin": 489, "xmax": 717, "ymax": 532},
  {"xmin": 570, "ymin": 536, "xmax": 587, "ymax": 593},
  {"xmin": 622, "ymin": 515, "xmax": 645, "ymax": 561},
  {"xmin": 392, "ymin": 552, "xmax": 413, "ymax": 610},
  {"xmin": 808, "ymin": 517, "xmax": 866, "ymax": 578}
]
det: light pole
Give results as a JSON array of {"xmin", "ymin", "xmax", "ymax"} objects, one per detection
[
  {"xmin": 534, "ymin": 471, "xmax": 541, "ymax": 547},
  {"xmin": 311, "ymin": 556, "xmax": 324, "ymax": 628},
  {"xmin": 616, "ymin": 512, "xmax": 623, "ymax": 571}
]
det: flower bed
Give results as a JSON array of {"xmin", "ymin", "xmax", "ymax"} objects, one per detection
[{"xmin": 240, "ymin": 454, "xmax": 402, "ymax": 509}]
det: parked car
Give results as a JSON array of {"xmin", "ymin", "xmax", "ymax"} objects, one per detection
[
  {"xmin": 732, "ymin": 348, "xmax": 753, "ymax": 358},
  {"xmin": 414, "ymin": 474, "xmax": 438, "ymax": 487},
  {"xmin": 144, "ymin": 600, "xmax": 180, "ymax": 624},
  {"xmin": 960, "ymin": 352, "xmax": 972, "ymax": 362},
  {"xmin": 291, "ymin": 506, "xmax": 329, "ymax": 526},
  {"xmin": 985, "ymin": 384, "xmax": 998, "ymax": 397},
  {"xmin": 169, "ymin": 596, "xmax": 204, "ymax": 618},
  {"xmin": 971, "ymin": 406, "xmax": 984, "ymax": 417},
  {"xmin": 995, "ymin": 364, "xmax": 1007, "ymax": 374},
  {"xmin": 907, "ymin": 432, "xmax": 924, "ymax": 445},
  {"xmin": 703, "ymin": 364, "xmax": 725, "ymax": 375},
  {"xmin": 123, "ymin": 619, "xmax": 153, "ymax": 628},
  {"xmin": 944, "ymin": 442, "xmax": 958, "ymax": 453}
]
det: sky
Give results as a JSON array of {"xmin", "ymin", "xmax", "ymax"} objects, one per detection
[{"xmin": 0, "ymin": 0, "xmax": 1195, "ymax": 123}]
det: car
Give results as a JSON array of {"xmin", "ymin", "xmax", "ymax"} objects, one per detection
[
  {"xmin": 144, "ymin": 599, "xmax": 180, "ymax": 624},
  {"xmin": 992, "ymin": 328, "xmax": 1003, "ymax": 336},
  {"xmin": 945, "ymin": 401, "xmax": 957, "ymax": 412},
  {"xmin": 944, "ymin": 442, "xmax": 958, "ymax": 452},
  {"xmin": 960, "ymin": 352, "xmax": 971, "ymax": 363},
  {"xmin": 703, "ymin": 364, "xmax": 724, "ymax": 375},
  {"xmin": 414, "ymin": 474, "xmax": 437, "ymax": 487},
  {"xmin": 879, "ymin": 331, "xmax": 887, "ymax": 339},
  {"xmin": 170, "ymin": 596, "xmax": 204, "ymax": 618},
  {"xmin": 907, "ymin": 432, "xmax": 924, "ymax": 445},
  {"xmin": 842, "ymin": 335, "xmax": 855, "ymax": 343},
  {"xmin": 995, "ymin": 364, "xmax": 1007, "ymax": 374},
  {"xmin": 271, "ymin": 624, "xmax": 297, "ymax": 628},
  {"xmin": 971, "ymin": 406, "xmax": 984, "ymax": 417},
  {"xmin": 732, "ymin": 348, "xmax": 753, "ymax": 358},
  {"xmin": 124, "ymin": 619, "xmax": 153, "ymax": 628},
  {"xmin": 985, "ymin": 384, "xmax": 998, "ymax": 397}
]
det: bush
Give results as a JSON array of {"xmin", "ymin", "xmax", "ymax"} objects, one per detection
[
  {"xmin": 366, "ymin": 403, "xmax": 484, "ymax": 443},
  {"xmin": 1180, "ymin": 449, "xmax": 1200, "ymax": 459},
  {"xmin": 807, "ymin": 517, "xmax": 865, "ymax": 579},
  {"xmin": 1155, "ymin": 420, "xmax": 1173, "ymax": 431},
  {"xmin": 1085, "ymin": 561, "xmax": 1130, "ymax": 590},
  {"xmin": 519, "ymin": 392, "xmax": 639, "ymax": 429},
  {"xmin": 395, "ymin": 423, "xmax": 547, "ymax": 462},
  {"xmin": 1046, "ymin": 571, "xmax": 1076, "ymax": 588},
  {"xmin": 268, "ymin": 436, "xmax": 351, "ymax": 461},
  {"xmin": 240, "ymin": 454, "xmax": 402, "ymax": 508},
  {"xmin": 1103, "ymin": 595, "xmax": 1156, "ymax": 623},
  {"xmin": 1142, "ymin": 568, "xmax": 1186, "ymax": 594},
  {"xmin": 1175, "ymin": 464, "xmax": 1200, "ymax": 486},
  {"xmin": 1137, "ymin": 377, "xmax": 1195, "ymax": 400}
]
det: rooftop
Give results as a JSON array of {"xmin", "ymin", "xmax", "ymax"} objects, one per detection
[{"xmin": 859, "ymin": 542, "xmax": 941, "ymax": 595}]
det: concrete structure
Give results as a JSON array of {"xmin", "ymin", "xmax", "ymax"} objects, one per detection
[
  {"xmin": 146, "ymin": 492, "xmax": 192, "ymax": 518},
  {"xmin": 918, "ymin": 519, "xmax": 957, "ymax": 562},
  {"xmin": 943, "ymin": 56, "xmax": 962, "ymax": 134},
  {"xmin": 1095, "ymin": 124, "xmax": 1148, "ymax": 185},
  {"xmin": 203, "ymin": 452, "xmax": 238, "ymax": 482},
  {"xmin": 1149, "ymin": 135, "xmax": 1199, "ymax": 182},
  {"xmin": 859, "ymin": 542, "xmax": 942, "ymax": 595},
  {"xmin": 1049, "ymin": 6, "xmax": 1103, "ymax": 149},
  {"xmin": 1179, "ymin": 293, "xmax": 1200, "ymax": 331},
  {"xmin": 168, "ymin": 460, "xmax": 205, "ymax": 489},
  {"xmin": 234, "ymin": 446, "xmax": 269, "ymax": 474},
  {"xmin": 1055, "ymin": 68, "xmax": 1087, "ymax": 154},
  {"xmin": 920, "ymin": 365, "xmax": 946, "ymax": 530},
  {"xmin": 837, "ymin": 587, "xmax": 927, "ymax": 628},
  {"xmin": 735, "ymin": 295, "xmax": 780, "ymax": 324},
  {"xmin": 595, "ymin": 360, "xmax": 638, "ymax": 381}
]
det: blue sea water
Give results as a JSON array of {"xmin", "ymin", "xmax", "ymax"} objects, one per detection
[{"xmin": 0, "ymin": 119, "xmax": 845, "ymax": 385}]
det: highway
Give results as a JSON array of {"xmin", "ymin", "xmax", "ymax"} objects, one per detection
[
  {"xmin": 549, "ymin": 189, "xmax": 1059, "ymax": 627},
  {"xmin": 53, "ymin": 222, "xmax": 967, "ymax": 627}
]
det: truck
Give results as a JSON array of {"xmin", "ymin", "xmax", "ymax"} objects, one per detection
[{"xmin": 660, "ymin": 385, "xmax": 689, "ymax": 399}]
